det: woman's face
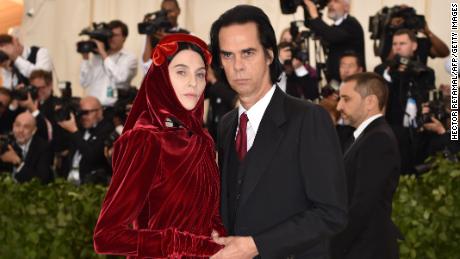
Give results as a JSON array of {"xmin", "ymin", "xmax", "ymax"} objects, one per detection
[{"xmin": 168, "ymin": 49, "xmax": 207, "ymax": 110}]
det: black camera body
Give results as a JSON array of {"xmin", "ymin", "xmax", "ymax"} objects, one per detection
[
  {"xmin": 388, "ymin": 55, "xmax": 429, "ymax": 75},
  {"xmin": 0, "ymin": 134, "xmax": 14, "ymax": 155},
  {"xmin": 416, "ymin": 90, "xmax": 449, "ymax": 126},
  {"xmin": 77, "ymin": 22, "xmax": 113, "ymax": 54},
  {"xmin": 11, "ymin": 85, "xmax": 38, "ymax": 101},
  {"xmin": 369, "ymin": 6, "xmax": 425, "ymax": 40},
  {"xmin": 280, "ymin": 0, "xmax": 328, "ymax": 17},
  {"xmin": 138, "ymin": 10, "xmax": 172, "ymax": 35},
  {"xmin": 104, "ymin": 130, "xmax": 120, "ymax": 150},
  {"xmin": 54, "ymin": 94, "xmax": 81, "ymax": 123},
  {"xmin": 0, "ymin": 50, "xmax": 9, "ymax": 63}
]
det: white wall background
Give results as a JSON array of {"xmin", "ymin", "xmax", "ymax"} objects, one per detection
[{"xmin": 16, "ymin": 0, "xmax": 453, "ymax": 97}]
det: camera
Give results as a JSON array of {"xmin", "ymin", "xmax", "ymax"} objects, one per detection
[
  {"xmin": 0, "ymin": 134, "xmax": 14, "ymax": 155},
  {"xmin": 138, "ymin": 10, "xmax": 172, "ymax": 35},
  {"xmin": 11, "ymin": 85, "xmax": 38, "ymax": 101},
  {"xmin": 416, "ymin": 90, "xmax": 449, "ymax": 126},
  {"xmin": 76, "ymin": 22, "xmax": 113, "ymax": 54},
  {"xmin": 0, "ymin": 50, "xmax": 9, "ymax": 63},
  {"xmin": 388, "ymin": 55, "xmax": 429, "ymax": 75},
  {"xmin": 369, "ymin": 6, "xmax": 425, "ymax": 57},
  {"xmin": 104, "ymin": 131, "xmax": 120, "ymax": 150},
  {"xmin": 280, "ymin": 0, "xmax": 328, "ymax": 19}
]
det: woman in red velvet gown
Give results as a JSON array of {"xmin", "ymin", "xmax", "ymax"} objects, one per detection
[{"xmin": 93, "ymin": 34, "xmax": 225, "ymax": 258}]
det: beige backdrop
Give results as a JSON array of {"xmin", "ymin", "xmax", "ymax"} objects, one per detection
[{"xmin": 15, "ymin": 0, "xmax": 452, "ymax": 97}]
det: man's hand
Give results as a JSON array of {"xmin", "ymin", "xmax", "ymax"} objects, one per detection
[
  {"xmin": 0, "ymin": 145, "xmax": 21, "ymax": 165},
  {"xmin": 18, "ymin": 92, "xmax": 38, "ymax": 113},
  {"xmin": 303, "ymin": 0, "xmax": 319, "ymax": 19},
  {"xmin": 58, "ymin": 113, "xmax": 78, "ymax": 133},
  {"xmin": 93, "ymin": 39, "xmax": 108, "ymax": 59},
  {"xmin": 423, "ymin": 117, "xmax": 446, "ymax": 135},
  {"xmin": 210, "ymin": 233, "xmax": 258, "ymax": 259}
]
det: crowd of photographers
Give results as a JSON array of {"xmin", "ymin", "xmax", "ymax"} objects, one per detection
[{"xmin": 0, "ymin": 0, "xmax": 457, "ymax": 185}]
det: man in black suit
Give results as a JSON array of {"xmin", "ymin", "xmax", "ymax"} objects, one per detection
[
  {"xmin": 58, "ymin": 96, "xmax": 113, "ymax": 185},
  {"xmin": 303, "ymin": 0, "xmax": 366, "ymax": 83},
  {"xmin": 210, "ymin": 5, "xmax": 347, "ymax": 258},
  {"xmin": 332, "ymin": 72, "xmax": 401, "ymax": 259},
  {"xmin": 0, "ymin": 111, "xmax": 53, "ymax": 183}
]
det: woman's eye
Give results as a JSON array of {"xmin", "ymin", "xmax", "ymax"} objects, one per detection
[
  {"xmin": 197, "ymin": 73, "xmax": 206, "ymax": 79},
  {"xmin": 177, "ymin": 70, "xmax": 186, "ymax": 76}
]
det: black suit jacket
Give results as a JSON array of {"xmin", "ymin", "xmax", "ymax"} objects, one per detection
[
  {"xmin": 331, "ymin": 117, "xmax": 401, "ymax": 259},
  {"xmin": 309, "ymin": 15, "xmax": 366, "ymax": 83},
  {"xmin": 217, "ymin": 87, "xmax": 347, "ymax": 258},
  {"xmin": 13, "ymin": 134, "xmax": 53, "ymax": 184},
  {"xmin": 62, "ymin": 119, "xmax": 113, "ymax": 184}
]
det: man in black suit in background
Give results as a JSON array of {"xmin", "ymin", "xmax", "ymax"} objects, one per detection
[
  {"xmin": 210, "ymin": 5, "xmax": 347, "ymax": 259},
  {"xmin": 333, "ymin": 72, "xmax": 401, "ymax": 259},
  {"xmin": 303, "ymin": 0, "xmax": 366, "ymax": 83},
  {"xmin": 0, "ymin": 111, "xmax": 53, "ymax": 183}
]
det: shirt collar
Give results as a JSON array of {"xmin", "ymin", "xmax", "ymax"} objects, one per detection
[
  {"xmin": 21, "ymin": 46, "xmax": 31, "ymax": 59},
  {"xmin": 353, "ymin": 114, "xmax": 383, "ymax": 140},
  {"xmin": 19, "ymin": 136, "xmax": 33, "ymax": 154},
  {"xmin": 334, "ymin": 13, "xmax": 348, "ymax": 26},
  {"xmin": 238, "ymin": 85, "xmax": 276, "ymax": 134}
]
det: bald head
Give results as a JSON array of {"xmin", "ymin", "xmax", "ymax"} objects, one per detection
[
  {"xmin": 13, "ymin": 111, "xmax": 37, "ymax": 145},
  {"xmin": 80, "ymin": 96, "xmax": 103, "ymax": 129}
]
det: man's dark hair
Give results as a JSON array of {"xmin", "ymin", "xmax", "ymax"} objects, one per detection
[
  {"xmin": 343, "ymin": 72, "xmax": 389, "ymax": 111},
  {"xmin": 210, "ymin": 5, "xmax": 283, "ymax": 85},
  {"xmin": 393, "ymin": 28, "xmax": 417, "ymax": 43},
  {"xmin": 0, "ymin": 34, "xmax": 13, "ymax": 46},
  {"xmin": 109, "ymin": 20, "xmax": 129, "ymax": 38},
  {"xmin": 162, "ymin": 0, "xmax": 179, "ymax": 9},
  {"xmin": 30, "ymin": 69, "xmax": 53, "ymax": 86},
  {"xmin": 340, "ymin": 51, "xmax": 363, "ymax": 68}
]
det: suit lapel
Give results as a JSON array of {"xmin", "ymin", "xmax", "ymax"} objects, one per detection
[
  {"xmin": 238, "ymin": 88, "xmax": 287, "ymax": 210},
  {"xmin": 220, "ymin": 109, "xmax": 238, "ymax": 226},
  {"xmin": 344, "ymin": 117, "xmax": 385, "ymax": 159}
]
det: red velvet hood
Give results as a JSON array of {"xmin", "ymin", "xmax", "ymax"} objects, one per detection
[{"xmin": 124, "ymin": 34, "xmax": 212, "ymax": 135}]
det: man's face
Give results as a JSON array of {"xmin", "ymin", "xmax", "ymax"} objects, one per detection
[
  {"xmin": 327, "ymin": 0, "xmax": 348, "ymax": 21},
  {"xmin": 30, "ymin": 77, "xmax": 52, "ymax": 102},
  {"xmin": 79, "ymin": 98, "xmax": 102, "ymax": 129},
  {"xmin": 337, "ymin": 80, "xmax": 368, "ymax": 128},
  {"xmin": 109, "ymin": 27, "xmax": 125, "ymax": 52},
  {"xmin": 162, "ymin": 1, "xmax": 180, "ymax": 27},
  {"xmin": 13, "ymin": 113, "xmax": 36, "ymax": 145},
  {"xmin": 392, "ymin": 34, "xmax": 417, "ymax": 58},
  {"xmin": 339, "ymin": 56, "xmax": 362, "ymax": 81},
  {"xmin": 218, "ymin": 22, "xmax": 273, "ymax": 100}
]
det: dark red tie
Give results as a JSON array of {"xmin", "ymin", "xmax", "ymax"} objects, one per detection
[{"xmin": 235, "ymin": 113, "xmax": 248, "ymax": 160}]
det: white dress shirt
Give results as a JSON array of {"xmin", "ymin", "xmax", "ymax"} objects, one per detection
[
  {"xmin": 1, "ymin": 46, "xmax": 53, "ymax": 89},
  {"xmin": 353, "ymin": 114, "xmax": 384, "ymax": 140},
  {"xmin": 80, "ymin": 49, "xmax": 137, "ymax": 106},
  {"xmin": 236, "ymin": 85, "xmax": 276, "ymax": 151}
]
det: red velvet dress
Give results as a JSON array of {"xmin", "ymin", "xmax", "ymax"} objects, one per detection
[{"xmin": 93, "ymin": 34, "xmax": 225, "ymax": 258}]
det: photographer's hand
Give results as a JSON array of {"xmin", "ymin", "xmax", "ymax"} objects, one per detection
[
  {"xmin": 423, "ymin": 117, "xmax": 446, "ymax": 135},
  {"xmin": 58, "ymin": 113, "xmax": 78, "ymax": 133},
  {"xmin": 18, "ymin": 92, "xmax": 38, "ymax": 113},
  {"xmin": 303, "ymin": 0, "xmax": 319, "ymax": 19},
  {"xmin": 93, "ymin": 40, "xmax": 108, "ymax": 59},
  {"xmin": 0, "ymin": 145, "xmax": 21, "ymax": 165}
]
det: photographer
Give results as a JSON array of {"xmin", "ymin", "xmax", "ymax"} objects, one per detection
[
  {"xmin": 377, "ymin": 5, "xmax": 449, "ymax": 64},
  {"xmin": 57, "ymin": 96, "xmax": 113, "ymax": 185},
  {"xmin": 141, "ymin": 0, "xmax": 189, "ymax": 74},
  {"xmin": 0, "ymin": 111, "xmax": 53, "ymax": 183},
  {"xmin": 0, "ymin": 88, "xmax": 19, "ymax": 135},
  {"xmin": 303, "ymin": 0, "xmax": 365, "ymax": 83},
  {"xmin": 0, "ymin": 34, "xmax": 53, "ymax": 89},
  {"xmin": 374, "ymin": 29, "xmax": 435, "ymax": 173},
  {"xmin": 339, "ymin": 51, "xmax": 363, "ymax": 82},
  {"xmin": 277, "ymin": 30, "xmax": 319, "ymax": 100},
  {"xmin": 80, "ymin": 20, "xmax": 137, "ymax": 107}
]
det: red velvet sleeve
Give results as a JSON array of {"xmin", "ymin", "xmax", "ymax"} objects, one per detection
[{"xmin": 93, "ymin": 129, "xmax": 222, "ymax": 258}]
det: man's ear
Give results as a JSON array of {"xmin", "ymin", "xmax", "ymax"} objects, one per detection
[{"xmin": 266, "ymin": 49, "xmax": 274, "ymax": 65}]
